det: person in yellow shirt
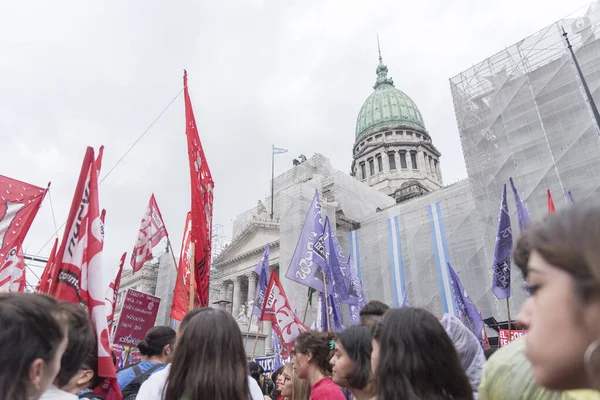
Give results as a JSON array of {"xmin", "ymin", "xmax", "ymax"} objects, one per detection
[{"xmin": 479, "ymin": 336, "xmax": 599, "ymax": 400}]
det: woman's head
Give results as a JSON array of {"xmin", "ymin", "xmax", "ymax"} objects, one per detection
[
  {"xmin": 514, "ymin": 201, "xmax": 600, "ymax": 390},
  {"xmin": 372, "ymin": 307, "xmax": 473, "ymax": 400},
  {"xmin": 330, "ymin": 325, "xmax": 372, "ymax": 391},
  {"xmin": 0, "ymin": 293, "xmax": 68, "ymax": 400},
  {"xmin": 164, "ymin": 309, "xmax": 249, "ymax": 400},
  {"xmin": 293, "ymin": 331, "xmax": 337, "ymax": 380},
  {"xmin": 137, "ymin": 325, "xmax": 176, "ymax": 363},
  {"xmin": 55, "ymin": 302, "xmax": 95, "ymax": 392},
  {"xmin": 249, "ymin": 362, "xmax": 265, "ymax": 389},
  {"xmin": 277, "ymin": 363, "xmax": 310, "ymax": 400}
]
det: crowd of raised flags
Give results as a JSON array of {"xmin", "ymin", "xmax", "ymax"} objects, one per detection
[{"xmin": 0, "ymin": 66, "xmax": 584, "ymax": 398}]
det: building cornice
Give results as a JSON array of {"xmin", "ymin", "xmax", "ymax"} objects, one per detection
[
  {"xmin": 354, "ymin": 140, "xmax": 441, "ymax": 160},
  {"xmin": 214, "ymin": 240, "xmax": 280, "ymax": 268}
]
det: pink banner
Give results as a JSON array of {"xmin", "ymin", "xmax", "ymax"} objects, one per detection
[{"xmin": 113, "ymin": 289, "xmax": 161, "ymax": 347}]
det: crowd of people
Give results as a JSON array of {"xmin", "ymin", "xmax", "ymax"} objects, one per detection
[{"xmin": 3, "ymin": 199, "xmax": 600, "ymax": 399}]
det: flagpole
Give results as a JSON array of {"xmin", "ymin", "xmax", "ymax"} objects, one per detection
[
  {"xmin": 322, "ymin": 275, "xmax": 331, "ymax": 332},
  {"xmin": 251, "ymin": 322, "xmax": 261, "ymax": 359},
  {"xmin": 244, "ymin": 314, "xmax": 254, "ymax": 348},
  {"xmin": 302, "ymin": 289, "xmax": 311, "ymax": 324},
  {"xmin": 270, "ymin": 145, "xmax": 275, "ymax": 221},
  {"xmin": 167, "ymin": 238, "xmax": 189, "ymax": 312},
  {"xmin": 189, "ymin": 243, "xmax": 195, "ymax": 311},
  {"xmin": 506, "ymin": 297, "xmax": 512, "ymax": 343}
]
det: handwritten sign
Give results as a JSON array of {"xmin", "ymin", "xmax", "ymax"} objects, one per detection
[
  {"xmin": 113, "ymin": 289, "xmax": 161, "ymax": 347},
  {"xmin": 498, "ymin": 329, "xmax": 525, "ymax": 347}
]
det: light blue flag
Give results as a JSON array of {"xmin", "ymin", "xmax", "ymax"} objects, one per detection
[
  {"xmin": 252, "ymin": 244, "xmax": 270, "ymax": 318},
  {"xmin": 273, "ymin": 146, "xmax": 288, "ymax": 154},
  {"xmin": 285, "ymin": 190, "xmax": 333, "ymax": 293}
]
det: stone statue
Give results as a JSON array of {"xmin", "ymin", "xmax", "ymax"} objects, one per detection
[
  {"xmin": 236, "ymin": 303, "xmax": 249, "ymax": 330},
  {"xmin": 256, "ymin": 200, "xmax": 267, "ymax": 215}
]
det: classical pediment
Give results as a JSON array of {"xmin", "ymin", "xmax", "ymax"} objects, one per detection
[{"xmin": 214, "ymin": 220, "xmax": 280, "ymax": 266}]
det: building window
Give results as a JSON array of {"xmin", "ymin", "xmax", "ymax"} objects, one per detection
[
  {"xmin": 399, "ymin": 151, "xmax": 408, "ymax": 169},
  {"xmin": 385, "ymin": 131, "xmax": 393, "ymax": 137},
  {"xmin": 376, "ymin": 154, "xmax": 383, "ymax": 172},
  {"xmin": 433, "ymin": 159, "xmax": 438, "ymax": 174},
  {"xmin": 396, "ymin": 131, "xmax": 403, "ymax": 135},
  {"xmin": 388, "ymin": 153, "xmax": 396, "ymax": 170},
  {"xmin": 368, "ymin": 159, "xmax": 375, "ymax": 176},
  {"xmin": 360, "ymin": 162, "xmax": 366, "ymax": 180},
  {"xmin": 410, "ymin": 152, "xmax": 418, "ymax": 169},
  {"xmin": 375, "ymin": 134, "xmax": 382, "ymax": 140},
  {"xmin": 367, "ymin": 137, "xmax": 373, "ymax": 142}
]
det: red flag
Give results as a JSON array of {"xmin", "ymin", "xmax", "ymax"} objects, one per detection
[
  {"xmin": 184, "ymin": 71, "xmax": 214, "ymax": 307},
  {"xmin": 105, "ymin": 252, "xmax": 127, "ymax": 334},
  {"xmin": 170, "ymin": 212, "xmax": 195, "ymax": 321},
  {"xmin": 547, "ymin": 189, "xmax": 555, "ymax": 213},
  {"xmin": 130, "ymin": 194, "xmax": 169, "ymax": 273},
  {"xmin": 50, "ymin": 147, "xmax": 122, "ymax": 400},
  {"xmin": 36, "ymin": 238, "xmax": 59, "ymax": 294},
  {"xmin": 261, "ymin": 270, "xmax": 308, "ymax": 358},
  {"xmin": 0, "ymin": 175, "xmax": 48, "ymax": 292}
]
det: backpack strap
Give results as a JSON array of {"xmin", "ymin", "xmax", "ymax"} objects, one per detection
[
  {"xmin": 131, "ymin": 364, "xmax": 143, "ymax": 378},
  {"xmin": 140, "ymin": 363, "xmax": 164, "ymax": 380}
]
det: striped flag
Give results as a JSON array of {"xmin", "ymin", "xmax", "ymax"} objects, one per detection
[{"xmin": 273, "ymin": 146, "xmax": 288, "ymax": 154}]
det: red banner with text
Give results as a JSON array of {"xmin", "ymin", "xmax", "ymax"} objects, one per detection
[{"xmin": 113, "ymin": 289, "xmax": 161, "ymax": 347}]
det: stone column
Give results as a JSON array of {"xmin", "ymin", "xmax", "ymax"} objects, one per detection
[
  {"xmin": 381, "ymin": 151, "xmax": 389, "ymax": 173},
  {"xmin": 264, "ymin": 321, "xmax": 273, "ymax": 354},
  {"xmin": 225, "ymin": 282, "xmax": 233, "ymax": 314},
  {"xmin": 232, "ymin": 276, "xmax": 242, "ymax": 318},
  {"xmin": 247, "ymin": 272, "xmax": 257, "ymax": 310}
]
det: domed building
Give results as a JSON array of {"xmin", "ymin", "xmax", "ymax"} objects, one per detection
[{"xmin": 351, "ymin": 50, "xmax": 443, "ymax": 203}]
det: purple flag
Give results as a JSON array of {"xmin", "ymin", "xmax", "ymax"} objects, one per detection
[
  {"xmin": 347, "ymin": 253, "xmax": 366, "ymax": 324},
  {"xmin": 509, "ymin": 177, "xmax": 531, "ymax": 233},
  {"xmin": 568, "ymin": 190, "xmax": 575, "ymax": 204},
  {"xmin": 324, "ymin": 217, "xmax": 350, "ymax": 302},
  {"xmin": 252, "ymin": 244, "xmax": 270, "ymax": 318},
  {"xmin": 285, "ymin": 190, "xmax": 333, "ymax": 293},
  {"xmin": 320, "ymin": 292, "xmax": 344, "ymax": 333},
  {"xmin": 491, "ymin": 184, "xmax": 513, "ymax": 299},
  {"xmin": 271, "ymin": 330, "xmax": 284, "ymax": 371},
  {"xmin": 448, "ymin": 262, "xmax": 484, "ymax": 342}
]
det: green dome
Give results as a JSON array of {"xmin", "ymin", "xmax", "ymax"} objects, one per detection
[{"xmin": 355, "ymin": 58, "xmax": 426, "ymax": 140}]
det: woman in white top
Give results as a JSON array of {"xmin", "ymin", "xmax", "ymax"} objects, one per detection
[{"xmin": 136, "ymin": 308, "xmax": 263, "ymax": 400}]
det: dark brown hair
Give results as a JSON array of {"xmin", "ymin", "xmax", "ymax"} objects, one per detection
[
  {"xmin": 0, "ymin": 293, "xmax": 66, "ymax": 399},
  {"xmin": 336, "ymin": 325, "xmax": 373, "ymax": 390},
  {"xmin": 164, "ymin": 309, "xmax": 249, "ymax": 400},
  {"xmin": 137, "ymin": 326, "xmax": 176, "ymax": 357},
  {"xmin": 55, "ymin": 302, "xmax": 96, "ymax": 388},
  {"xmin": 373, "ymin": 308, "xmax": 473, "ymax": 400},
  {"xmin": 513, "ymin": 200, "xmax": 600, "ymax": 301},
  {"xmin": 295, "ymin": 331, "xmax": 337, "ymax": 375}
]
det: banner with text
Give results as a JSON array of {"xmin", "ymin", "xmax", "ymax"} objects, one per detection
[
  {"xmin": 113, "ymin": 289, "xmax": 161, "ymax": 347},
  {"xmin": 498, "ymin": 329, "xmax": 525, "ymax": 347}
]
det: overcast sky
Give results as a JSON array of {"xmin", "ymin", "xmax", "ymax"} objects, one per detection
[{"xmin": 1, "ymin": 0, "xmax": 593, "ymax": 286}]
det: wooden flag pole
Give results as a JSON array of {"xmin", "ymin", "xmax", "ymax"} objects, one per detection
[
  {"xmin": 189, "ymin": 243, "xmax": 195, "ymax": 311},
  {"xmin": 302, "ymin": 290, "xmax": 311, "ymax": 324},
  {"xmin": 322, "ymin": 275, "xmax": 331, "ymax": 332},
  {"xmin": 167, "ymin": 238, "xmax": 189, "ymax": 311},
  {"xmin": 244, "ymin": 314, "xmax": 254, "ymax": 348},
  {"xmin": 251, "ymin": 322, "xmax": 261, "ymax": 360},
  {"xmin": 506, "ymin": 297, "xmax": 512, "ymax": 343}
]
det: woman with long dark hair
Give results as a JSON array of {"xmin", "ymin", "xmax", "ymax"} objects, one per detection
[
  {"xmin": 0, "ymin": 293, "xmax": 68, "ymax": 400},
  {"xmin": 293, "ymin": 331, "xmax": 345, "ymax": 400},
  {"xmin": 329, "ymin": 325, "xmax": 375, "ymax": 400},
  {"xmin": 372, "ymin": 307, "xmax": 473, "ymax": 400},
  {"xmin": 163, "ymin": 308, "xmax": 254, "ymax": 400},
  {"xmin": 513, "ymin": 200, "xmax": 600, "ymax": 391}
]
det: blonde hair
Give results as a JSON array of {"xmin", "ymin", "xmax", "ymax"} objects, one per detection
[{"xmin": 283, "ymin": 363, "xmax": 311, "ymax": 400}]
